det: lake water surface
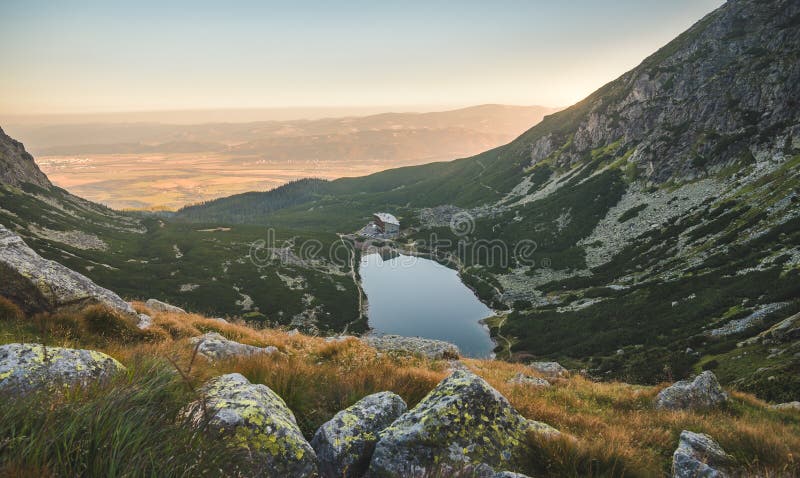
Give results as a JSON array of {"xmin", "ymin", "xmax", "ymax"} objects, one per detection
[{"xmin": 359, "ymin": 253, "xmax": 495, "ymax": 357}]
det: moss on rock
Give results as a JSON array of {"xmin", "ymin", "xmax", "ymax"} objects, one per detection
[{"xmin": 184, "ymin": 373, "xmax": 317, "ymax": 477}]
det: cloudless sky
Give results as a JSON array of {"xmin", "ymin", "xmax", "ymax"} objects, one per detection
[{"xmin": 0, "ymin": 0, "xmax": 724, "ymax": 116}]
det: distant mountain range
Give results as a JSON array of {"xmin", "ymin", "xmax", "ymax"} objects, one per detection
[{"xmin": 3, "ymin": 104, "xmax": 559, "ymax": 210}]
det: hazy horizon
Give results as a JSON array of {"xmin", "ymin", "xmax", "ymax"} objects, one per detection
[
  {"xmin": 1, "ymin": 1, "xmax": 724, "ymax": 118},
  {"xmin": 0, "ymin": 103, "xmax": 553, "ymax": 126}
]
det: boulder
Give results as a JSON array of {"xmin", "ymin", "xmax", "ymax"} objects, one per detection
[
  {"xmin": 507, "ymin": 373, "xmax": 551, "ymax": 388},
  {"xmin": 184, "ymin": 373, "xmax": 317, "ymax": 477},
  {"xmin": 655, "ymin": 371, "xmax": 729, "ymax": 410},
  {"xmin": 145, "ymin": 298, "xmax": 186, "ymax": 314},
  {"xmin": 311, "ymin": 391, "xmax": 407, "ymax": 477},
  {"xmin": 528, "ymin": 361, "xmax": 569, "ymax": 378},
  {"xmin": 137, "ymin": 313, "xmax": 152, "ymax": 329},
  {"xmin": 368, "ymin": 370, "xmax": 558, "ymax": 477},
  {"xmin": 0, "ymin": 343, "xmax": 125, "ymax": 395},
  {"xmin": 672, "ymin": 430, "xmax": 733, "ymax": 478},
  {"xmin": 465, "ymin": 464, "xmax": 533, "ymax": 478},
  {"xmin": 771, "ymin": 401, "xmax": 800, "ymax": 411},
  {"xmin": 0, "ymin": 225, "xmax": 137, "ymax": 319},
  {"xmin": 363, "ymin": 335, "xmax": 460, "ymax": 359},
  {"xmin": 189, "ymin": 332, "xmax": 278, "ymax": 361}
]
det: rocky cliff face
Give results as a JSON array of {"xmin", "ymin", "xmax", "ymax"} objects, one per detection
[
  {"xmin": 524, "ymin": 0, "xmax": 800, "ymax": 182},
  {"xmin": 0, "ymin": 126, "xmax": 52, "ymax": 189}
]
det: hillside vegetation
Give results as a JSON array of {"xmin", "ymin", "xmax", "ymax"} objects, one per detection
[{"xmin": 1, "ymin": 301, "xmax": 799, "ymax": 477}]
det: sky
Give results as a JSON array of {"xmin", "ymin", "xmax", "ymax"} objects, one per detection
[{"xmin": 0, "ymin": 0, "xmax": 724, "ymax": 119}]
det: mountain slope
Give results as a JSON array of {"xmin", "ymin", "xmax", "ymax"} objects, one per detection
[
  {"xmin": 0, "ymin": 132, "xmax": 363, "ymax": 333},
  {"xmin": 174, "ymin": 0, "xmax": 800, "ymax": 401},
  {"xmin": 0, "ymin": 127, "xmax": 52, "ymax": 189}
]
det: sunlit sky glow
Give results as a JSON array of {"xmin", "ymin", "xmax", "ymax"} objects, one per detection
[{"xmin": 1, "ymin": 0, "xmax": 724, "ymax": 117}]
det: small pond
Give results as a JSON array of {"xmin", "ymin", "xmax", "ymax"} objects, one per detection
[{"xmin": 359, "ymin": 253, "xmax": 495, "ymax": 357}]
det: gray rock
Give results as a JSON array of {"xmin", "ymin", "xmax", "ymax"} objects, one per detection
[
  {"xmin": 137, "ymin": 313, "xmax": 152, "ymax": 329},
  {"xmin": 464, "ymin": 463, "xmax": 532, "ymax": 478},
  {"xmin": 771, "ymin": 401, "xmax": 800, "ymax": 411},
  {"xmin": 363, "ymin": 335, "xmax": 460, "ymax": 359},
  {"xmin": 739, "ymin": 312, "xmax": 800, "ymax": 346},
  {"xmin": 672, "ymin": 430, "xmax": 733, "ymax": 478},
  {"xmin": 145, "ymin": 298, "xmax": 186, "ymax": 314},
  {"xmin": 0, "ymin": 224, "xmax": 137, "ymax": 320},
  {"xmin": 311, "ymin": 391, "xmax": 407, "ymax": 477},
  {"xmin": 507, "ymin": 372, "xmax": 551, "ymax": 388},
  {"xmin": 368, "ymin": 370, "xmax": 558, "ymax": 477},
  {"xmin": 656, "ymin": 371, "xmax": 729, "ymax": 410},
  {"xmin": 0, "ymin": 343, "xmax": 125, "ymax": 395},
  {"xmin": 189, "ymin": 332, "xmax": 278, "ymax": 361},
  {"xmin": 0, "ymin": 126, "xmax": 52, "ymax": 188},
  {"xmin": 528, "ymin": 361, "xmax": 569, "ymax": 378},
  {"xmin": 184, "ymin": 373, "xmax": 317, "ymax": 477}
]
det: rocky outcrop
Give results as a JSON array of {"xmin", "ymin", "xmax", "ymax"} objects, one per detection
[
  {"xmin": 0, "ymin": 126, "xmax": 52, "ymax": 189},
  {"xmin": 507, "ymin": 373, "xmax": 551, "ymax": 388},
  {"xmin": 656, "ymin": 371, "xmax": 729, "ymax": 410},
  {"xmin": 0, "ymin": 343, "xmax": 125, "ymax": 395},
  {"xmin": 528, "ymin": 361, "xmax": 568, "ymax": 378},
  {"xmin": 739, "ymin": 312, "xmax": 800, "ymax": 346},
  {"xmin": 363, "ymin": 335, "xmax": 460, "ymax": 360},
  {"xmin": 145, "ymin": 298, "xmax": 186, "ymax": 314},
  {"xmin": 672, "ymin": 430, "xmax": 733, "ymax": 478},
  {"xmin": 0, "ymin": 224, "xmax": 137, "ymax": 319},
  {"xmin": 189, "ymin": 332, "xmax": 278, "ymax": 361},
  {"xmin": 311, "ymin": 391, "xmax": 407, "ymax": 477},
  {"xmin": 520, "ymin": 0, "xmax": 800, "ymax": 182},
  {"xmin": 771, "ymin": 401, "xmax": 800, "ymax": 411},
  {"xmin": 368, "ymin": 370, "xmax": 558, "ymax": 477},
  {"xmin": 184, "ymin": 373, "xmax": 317, "ymax": 477}
]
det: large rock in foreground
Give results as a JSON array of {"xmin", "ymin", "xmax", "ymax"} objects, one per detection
[
  {"xmin": 656, "ymin": 371, "xmax": 729, "ymax": 411},
  {"xmin": 0, "ymin": 343, "xmax": 125, "ymax": 395},
  {"xmin": 311, "ymin": 391, "xmax": 407, "ymax": 477},
  {"xmin": 145, "ymin": 298, "xmax": 186, "ymax": 314},
  {"xmin": 368, "ymin": 370, "xmax": 558, "ymax": 477},
  {"xmin": 0, "ymin": 225, "xmax": 137, "ymax": 319},
  {"xmin": 184, "ymin": 373, "xmax": 317, "ymax": 477},
  {"xmin": 364, "ymin": 335, "xmax": 460, "ymax": 359},
  {"xmin": 189, "ymin": 332, "xmax": 278, "ymax": 361},
  {"xmin": 672, "ymin": 430, "xmax": 733, "ymax": 478}
]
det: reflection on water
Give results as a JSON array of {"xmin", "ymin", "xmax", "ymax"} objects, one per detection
[{"xmin": 359, "ymin": 253, "xmax": 495, "ymax": 358}]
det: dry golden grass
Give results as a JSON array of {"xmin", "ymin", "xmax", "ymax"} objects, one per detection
[{"xmin": 2, "ymin": 304, "xmax": 799, "ymax": 477}]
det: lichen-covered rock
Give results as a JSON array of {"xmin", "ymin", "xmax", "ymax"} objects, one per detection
[
  {"xmin": 368, "ymin": 370, "xmax": 558, "ymax": 477},
  {"xmin": 363, "ymin": 335, "xmax": 460, "ymax": 359},
  {"xmin": 528, "ymin": 361, "xmax": 568, "ymax": 378},
  {"xmin": 672, "ymin": 430, "xmax": 733, "ymax": 478},
  {"xmin": 184, "ymin": 373, "xmax": 317, "ymax": 477},
  {"xmin": 145, "ymin": 298, "xmax": 186, "ymax": 314},
  {"xmin": 508, "ymin": 373, "xmax": 551, "ymax": 388},
  {"xmin": 311, "ymin": 391, "xmax": 407, "ymax": 477},
  {"xmin": 656, "ymin": 371, "xmax": 729, "ymax": 410},
  {"xmin": 189, "ymin": 332, "xmax": 278, "ymax": 361},
  {"xmin": 0, "ymin": 224, "xmax": 137, "ymax": 319},
  {"xmin": 0, "ymin": 343, "xmax": 125, "ymax": 395}
]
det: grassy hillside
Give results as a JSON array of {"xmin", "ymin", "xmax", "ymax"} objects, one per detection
[{"xmin": 1, "ymin": 302, "xmax": 799, "ymax": 477}]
